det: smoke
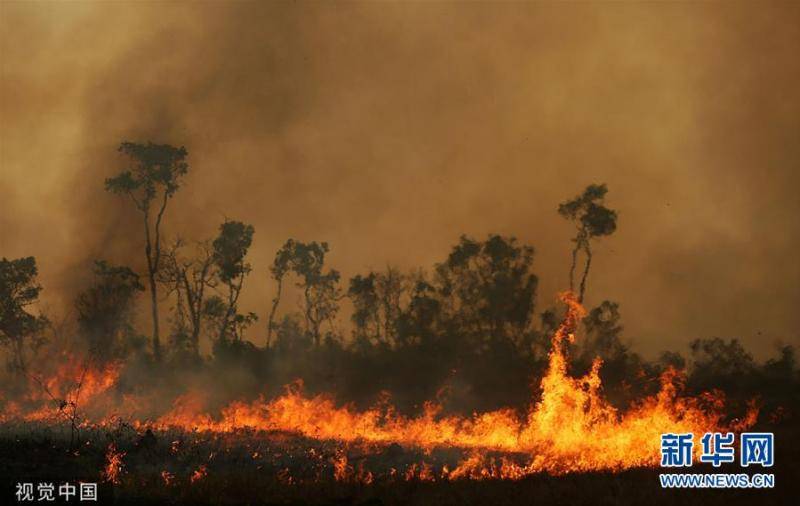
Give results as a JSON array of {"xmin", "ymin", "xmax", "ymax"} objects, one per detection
[{"xmin": 2, "ymin": 1, "xmax": 799, "ymax": 358}]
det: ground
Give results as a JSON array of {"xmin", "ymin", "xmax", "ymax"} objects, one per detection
[{"xmin": 0, "ymin": 423, "xmax": 795, "ymax": 505}]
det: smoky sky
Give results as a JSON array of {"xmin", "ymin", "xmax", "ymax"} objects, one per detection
[{"xmin": 1, "ymin": 1, "xmax": 798, "ymax": 358}]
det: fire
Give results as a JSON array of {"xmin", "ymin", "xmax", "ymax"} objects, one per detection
[
  {"xmin": 103, "ymin": 443, "xmax": 126, "ymax": 485},
  {"xmin": 161, "ymin": 470, "xmax": 176, "ymax": 486},
  {"xmin": 2, "ymin": 292, "xmax": 756, "ymax": 479},
  {"xmin": 405, "ymin": 462, "xmax": 435, "ymax": 481},
  {"xmin": 12, "ymin": 358, "xmax": 121, "ymax": 423},
  {"xmin": 332, "ymin": 452, "xmax": 352, "ymax": 481},
  {"xmin": 146, "ymin": 293, "xmax": 743, "ymax": 475},
  {"xmin": 190, "ymin": 464, "xmax": 208, "ymax": 484}
]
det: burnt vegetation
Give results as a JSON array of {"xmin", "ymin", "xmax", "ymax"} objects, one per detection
[{"xmin": 1, "ymin": 142, "xmax": 798, "ymax": 504}]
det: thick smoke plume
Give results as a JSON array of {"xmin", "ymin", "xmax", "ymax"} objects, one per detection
[{"xmin": 2, "ymin": 2, "xmax": 799, "ymax": 358}]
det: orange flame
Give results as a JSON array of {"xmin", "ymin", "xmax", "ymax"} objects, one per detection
[
  {"xmin": 16, "ymin": 358, "xmax": 121, "ymax": 423},
  {"xmin": 143, "ymin": 293, "xmax": 749, "ymax": 475},
  {"xmin": 103, "ymin": 443, "xmax": 125, "ymax": 485},
  {"xmin": 3, "ymin": 293, "xmax": 756, "ymax": 478},
  {"xmin": 190, "ymin": 464, "xmax": 208, "ymax": 484}
]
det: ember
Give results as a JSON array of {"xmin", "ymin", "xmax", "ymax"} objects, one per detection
[{"xmin": 102, "ymin": 443, "xmax": 125, "ymax": 485}]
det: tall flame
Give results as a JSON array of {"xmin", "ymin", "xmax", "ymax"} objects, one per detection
[
  {"xmin": 3, "ymin": 293, "xmax": 755, "ymax": 477},
  {"xmin": 147, "ymin": 293, "xmax": 748, "ymax": 474}
]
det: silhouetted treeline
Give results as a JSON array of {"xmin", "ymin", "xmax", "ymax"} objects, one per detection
[{"xmin": 1, "ymin": 142, "xmax": 797, "ymax": 423}]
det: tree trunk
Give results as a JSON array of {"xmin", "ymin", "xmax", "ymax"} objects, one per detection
[
  {"xmin": 266, "ymin": 276, "xmax": 282, "ymax": 348},
  {"xmin": 568, "ymin": 244, "xmax": 579, "ymax": 293},
  {"xmin": 144, "ymin": 211, "xmax": 161, "ymax": 361},
  {"xmin": 578, "ymin": 243, "xmax": 592, "ymax": 303},
  {"xmin": 148, "ymin": 270, "xmax": 161, "ymax": 360},
  {"xmin": 219, "ymin": 273, "xmax": 244, "ymax": 343},
  {"xmin": 303, "ymin": 285, "xmax": 320, "ymax": 346},
  {"xmin": 182, "ymin": 273, "xmax": 201, "ymax": 357},
  {"xmin": 12, "ymin": 338, "xmax": 26, "ymax": 375}
]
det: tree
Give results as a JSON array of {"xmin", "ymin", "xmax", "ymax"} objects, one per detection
[
  {"xmin": 209, "ymin": 220, "xmax": 256, "ymax": 344},
  {"xmin": 396, "ymin": 276, "xmax": 440, "ymax": 348},
  {"xmin": 105, "ymin": 141, "xmax": 189, "ymax": 360},
  {"xmin": 578, "ymin": 300, "xmax": 642, "ymax": 400},
  {"xmin": 688, "ymin": 338, "xmax": 756, "ymax": 393},
  {"xmin": 0, "ymin": 256, "xmax": 48, "ymax": 373},
  {"xmin": 581, "ymin": 300, "xmax": 625, "ymax": 360},
  {"xmin": 274, "ymin": 241, "xmax": 342, "ymax": 346},
  {"xmin": 273, "ymin": 314, "xmax": 311, "ymax": 353},
  {"xmin": 160, "ymin": 239, "xmax": 217, "ymax": 357},
  {"xmin": 75, "ymin": 260, "xmax": 144, "ymax": 360},
  {"xmin": 558, "ymin": 183, "xmax": 617, "ymax": 302},
  {"xmin": 266, "ymin": 240, "xmax": 294, "ymax": 348},
  {"xmin": 349, "ymin": 272, "xmax": 380, "ymax": 345},
  {"xmin": 434, "ymin": 235, "xmax": 538, "ymax": 350},
  {"xmin": 375, "ymin": 267, "xmax": 406, "ymax": 345},
  {"xmin": 348, "ymin": 267, "xmax": 407, "ymax": 347},
  {"xmin": 296, "ymin": 243, "xmax": 341, "ymax": 346}
]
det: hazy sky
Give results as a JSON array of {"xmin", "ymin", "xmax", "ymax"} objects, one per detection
[{"xmin": 2, "ymin": 1, "xmax": 798, "ymax": 358}]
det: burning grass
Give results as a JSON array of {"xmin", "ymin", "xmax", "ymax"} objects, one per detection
[
  {"xmin": 1, "ymin": 293, "xmax": 757, "ymax": 486},
  {"xmin": 1, "ymin": 420, "xmax": 793, "ymax": 506}
]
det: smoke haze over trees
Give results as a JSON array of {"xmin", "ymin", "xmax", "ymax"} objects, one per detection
[
  {"xmin": 2, "ymin": 2, "xmax": 799, "ymax": 360},
  {"xmin": 1, "ymin": 156, "xmax": 797, "ymax": 421}
]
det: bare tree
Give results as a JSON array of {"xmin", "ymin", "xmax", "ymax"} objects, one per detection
[
  {"xmin": 161, "ymin": 239, "xmax": 217, "ymax": 356},
  {"xmin": 27, "ymin": 358, "xmax": 92, "ymax": 451}
]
